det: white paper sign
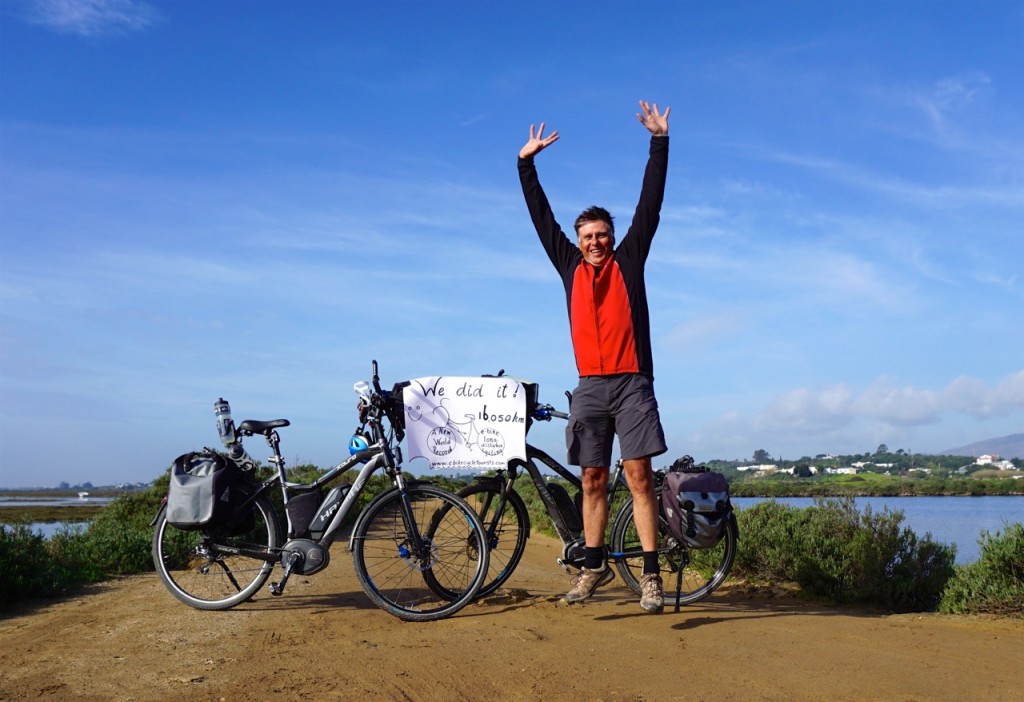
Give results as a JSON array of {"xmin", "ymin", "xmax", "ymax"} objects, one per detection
[{"xmin": 403, "ymin": 376, "xmax": 528, "ymax": 471}]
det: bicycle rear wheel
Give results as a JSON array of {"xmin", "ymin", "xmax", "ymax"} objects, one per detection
[
  {"xmin": 457, "ymin": 482, "xmax": 530, "ymax": 599},
  {"xmin": 351, "ymin": 485, "xmax": 489, "ymax": 622},
  {"xmin": 152, "ymin": 491, "xmax": 281, "ymax": 610},
  {"xmin": 609, "ymin": 497, "xmax": 737, "ymax": 606}
]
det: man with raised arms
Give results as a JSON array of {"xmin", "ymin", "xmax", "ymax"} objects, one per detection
[{"xmin": 518, "ymin": 100, "xmax": 671, "ymax": 613}]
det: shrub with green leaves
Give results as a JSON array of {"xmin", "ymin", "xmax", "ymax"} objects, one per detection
[
  {"xmin": 939, "ymin": 523, "xmax": 1024, "ymax": 617},
  {"xmin": 79, "ymin": 486, "xmax": 167, "ymax": 574},
  {"xmin": 1, "ymin": 521, "xmax": 102, "ymax": 604},
  {"xmin": 1, "ymin": 524, "xmax": 58, "ymax": 603},
  {"xmin": 734, "ymin": 497, "xmax": 957, "ymax": 612},
  {"xmin": 732, "ymin": 499, "xmax": 805, "ymax": 582}
]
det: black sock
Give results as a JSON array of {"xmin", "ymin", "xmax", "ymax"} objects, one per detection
[
  {"xmin": 584, "ymin": 546, "xmax": 605, "ymax": 571},
  {"xmin": 642, "ymin": 551, "xmax": 659, "ymax": 575}
]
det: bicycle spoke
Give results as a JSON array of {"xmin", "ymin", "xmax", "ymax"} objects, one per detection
[
  {"xmin": 352, "ymin": 487, "xmax": 488, "ymax": 621},
  {"xmin": 610, "ymin": 497, "xmax": 736, "ymax": 606},
  {"xmin": 152, "ymin": 492, "xmax": 280, "ymax": 610}
]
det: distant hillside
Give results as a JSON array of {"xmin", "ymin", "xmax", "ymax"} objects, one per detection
[{"xmin": 940, "ymin": 433, "xmax": 1024, "ymax": 459}]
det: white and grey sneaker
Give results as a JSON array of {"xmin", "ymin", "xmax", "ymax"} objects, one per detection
[
  {"xmin": 639, "ymin": 573, "xmax": 664, "ymax": 614},
  {"xmin": 564, "ymin": 565, "xmax": 615, "ymax": 604}
]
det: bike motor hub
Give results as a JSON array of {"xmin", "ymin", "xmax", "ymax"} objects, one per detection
[{"xmin": 281, "ymin": 539, "xmax": 330, "ymax": 576}]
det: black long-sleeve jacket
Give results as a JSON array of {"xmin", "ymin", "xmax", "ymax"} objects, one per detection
[{"xmin": 518, "ymin": 136, "xmax": 669, "ymax": 378}]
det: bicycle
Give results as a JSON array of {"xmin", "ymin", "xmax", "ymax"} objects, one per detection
[
  {"xmin": 151, "ymin": 361, "xmax": 490, "ymax": 622},
  {"xmin": 456, "ymin": 377, "xmax": 738, "ymax": 609}
]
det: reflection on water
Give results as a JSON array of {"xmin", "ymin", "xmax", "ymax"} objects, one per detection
[
  {"xmin": 28, "ymin": 522, "xmax": 88, "ymax": 538},
  {"xmin": 0, "ymin": 496, "xmax": 115, "ymax": 507},
  {"xmin": 0, "ymin": 495, "xmax": 115, "ymax": 538}
]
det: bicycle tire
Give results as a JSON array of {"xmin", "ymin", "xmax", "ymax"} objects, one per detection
[
  {"xmin": 455, "ymin": 482, "xmax": 530, "ymax": 599},
  {"xmin": 152, "ymin": 490, "xmax": 281, "ymax": 610},
  {"xmin": 351, "ymin": 485, "xmax": 489, "ymax": 622},
  {"xmin": 609, "ymin": 496, "xmax": 737, "ymax": 606}
]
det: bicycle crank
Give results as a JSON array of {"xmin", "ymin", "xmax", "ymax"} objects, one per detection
[{"xmin": 556, "ymin": 537, "xmax": 586, "ymax": 574}]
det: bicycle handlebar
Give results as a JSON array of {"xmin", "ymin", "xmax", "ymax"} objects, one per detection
[
  {"xmin": 533, "ymin": 404, "xmax": 569, "ymax": 422},
  {"xmin": 371, "ymin": 359, "xmax": 382, "ymax": 394},
  {"xmin": 484, "ymin": 369, "xmax": 569, "ymax": 421}
]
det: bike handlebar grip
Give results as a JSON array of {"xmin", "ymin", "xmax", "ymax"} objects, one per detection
[
  {"xmin": 531, "ymin": 404, "xmax": 569, "ymax": 421},
  {"xmin": 371, "ymin": 360, "xmax": 382, "ymax": 393}
]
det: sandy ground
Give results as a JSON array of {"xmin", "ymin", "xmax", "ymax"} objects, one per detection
[{"xmin": 1, "ymin": 531, "xmax": 1022, "ymax": 702}]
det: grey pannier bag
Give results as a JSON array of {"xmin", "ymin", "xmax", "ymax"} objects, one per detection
[
  {"xmin": 166, "ymin": 450, "xmax": 234, "ymax": 530},
  {"xmin": 660, "ymin": 458, "xmax": 732, "ymax": 549}
]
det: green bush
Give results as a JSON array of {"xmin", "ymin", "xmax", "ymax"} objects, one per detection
[
  {"xmin": 732, "ymin": 500, "xmax": 805, "ymax": 582},
  {"xmin": 78, "ymin": 486, "xmax": 166, "ymax": 574},
  {"xmin": 1, "ymin": 521, "xmax": 107, "ymax": 605},
  {"xmin": 939, "ymin": 523, "xmax": 1024, "ymax": 617},
  {"xmin": 2, "ymin": 479, "xmax": 187, "ymax": 605},
  {"xmin": 733, "ymin": 497, "xmax": 956, "ymax": 612},
  {"xmin": 1, "ymin": 525, "xmax": 61, "ymax": 603}
]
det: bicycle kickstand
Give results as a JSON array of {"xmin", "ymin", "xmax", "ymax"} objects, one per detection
[
  {"xmin": 674, "ymin": 567, "xmax": 683, "ymax": 613},
  {"xmin": 269, "ymin": 550, "xmax": 302, "ymax": 596}
]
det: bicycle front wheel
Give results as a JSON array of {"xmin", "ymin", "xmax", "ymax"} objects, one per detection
[
  {"xmin": 610, "ymin": 497, "xmax": 737, "ymax": 606},
  {"xmin": 351, "ymin": 485, "xmax": 489, "ymax": 622},
  {"xmin": 152, "ymin": 491, "xmax": 281, "ymax": 610}
]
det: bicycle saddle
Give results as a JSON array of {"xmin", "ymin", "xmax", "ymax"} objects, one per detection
[{"xmin": 237, "ymin": 418, "xmax": 290, "ymax": 435}]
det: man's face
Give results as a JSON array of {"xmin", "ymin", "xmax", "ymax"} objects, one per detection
[{"xmin": 577, "ymin": 221, "xmax": 614, "ymax": 267}]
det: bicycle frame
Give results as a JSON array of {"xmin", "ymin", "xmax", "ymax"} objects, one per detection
[
  {"xmin": 501, "ymin": 444, "xmax": 628, "ymax": 546},
  {"xmin": 473, "ymin": 397, "xmax": 678, "ymax": 575},
  {"xmin": 212, "ymin": 366, "xmax": 427, "ymax": 589}
]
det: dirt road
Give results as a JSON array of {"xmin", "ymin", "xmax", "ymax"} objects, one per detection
[{"xmin": 2, "ymin": 532, "xmax": 1021, "ymax": 701}]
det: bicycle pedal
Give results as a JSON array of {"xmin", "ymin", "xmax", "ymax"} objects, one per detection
[
  {"xmin": 269, "ymin": 581, "xmax": 284, "ymax": 596},
  {"xmin": 556, "ymin": 558, "xmax": 581, "ymax": 575}
]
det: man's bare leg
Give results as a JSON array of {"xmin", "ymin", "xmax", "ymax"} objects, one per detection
[
  {"xmin": 624, "ymin": 456, "xmax": 664, "ymax": 612},
  {"xmin": 564, "ymin": 466, "xmax": 615, "ymax": 604},
  {"xmin": 581, "ymin": 466, "xmax": 609, "ymax": 547},
  {"xmin": 623, "ymin": 456, "xmax": 658, "ymax": 552}
]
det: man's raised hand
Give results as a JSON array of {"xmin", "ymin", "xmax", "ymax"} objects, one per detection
[
  {"xmin": 637, "ymin": 101, "xmax": 670, "ymax": 136},
  {"xmin": 519, "ymin": 122, "xmax": 560, "ymax": 159}
]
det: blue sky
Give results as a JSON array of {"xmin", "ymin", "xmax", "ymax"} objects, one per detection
[{"xmin": 1, "ymin": 0, "xmax": 1022, "ymax": 488}]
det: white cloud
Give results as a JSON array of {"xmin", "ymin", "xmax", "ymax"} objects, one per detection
[
  {"xmin": 693, "ymin": 371, "xmax": 1024, "ymax": 457},
  {"xmin": 20, "ymin": 0, "xmax": 158, "ymax": 36},
  {"xmin": 852, "ymin": 379, "xmax": 941, "ymax": 425},
  {"xmin": 754, "ymin": 385, "xmax": 855, "ymax": 434},
  {"xmin": 764, "ymin": 148, "xmax": 1023, "ymax": 210},
  {"xmin": 916, "ymin": 72, "xmax": 993, "ymax": 134},
  {"xmin": 946, "ymin": 371, "xmax": 1024, "ymax": 419}
]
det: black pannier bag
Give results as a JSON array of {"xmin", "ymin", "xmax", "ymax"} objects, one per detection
[
  {"xmin": 660, "ymin": 462, "xmax": 732, "ymax": 549},
  {"xmin": 166, "ymin": 450, "xmax": 238, "ymax": 531}
]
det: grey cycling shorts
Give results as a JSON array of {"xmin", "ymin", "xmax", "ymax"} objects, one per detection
[{"xmin": 565, "ymin": 374, "xmax": 668, "ymax": 468}]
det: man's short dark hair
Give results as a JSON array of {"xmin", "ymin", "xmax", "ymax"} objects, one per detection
[{"xmin": 574, "ymin": 206, "xmax": 615, "ymax": 236}]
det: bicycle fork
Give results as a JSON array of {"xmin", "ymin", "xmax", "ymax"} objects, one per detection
[{"xmin": 393, "ymin": 474, "xmax": 437, "ymax": 570}]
